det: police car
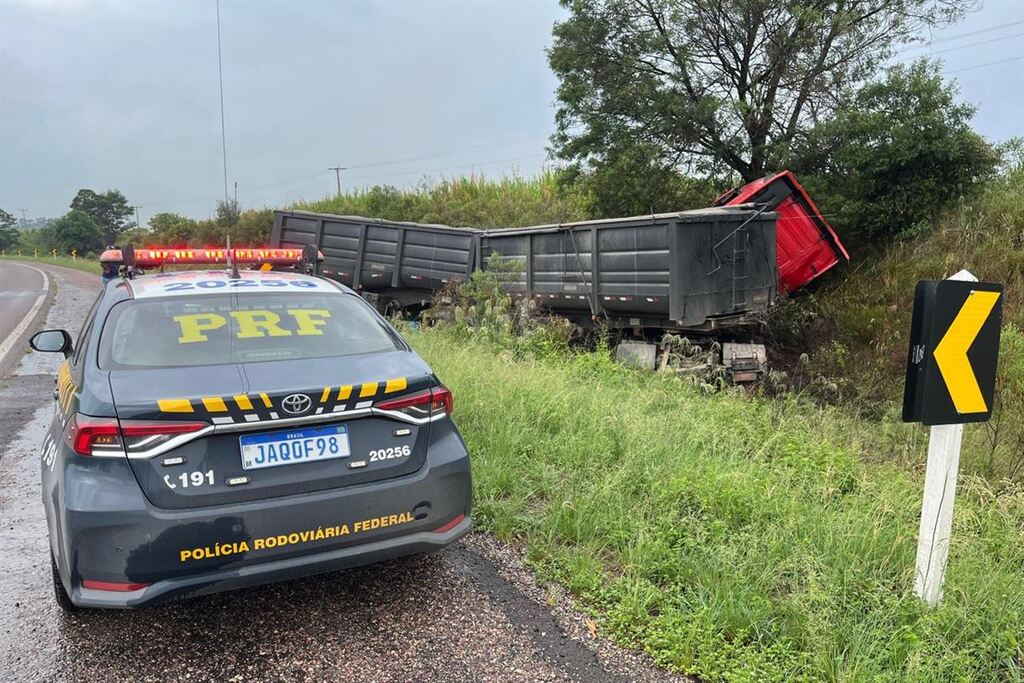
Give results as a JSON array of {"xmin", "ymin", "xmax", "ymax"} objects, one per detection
[{"xmin": 30, "ymin": 246, "xmax": 471, "ymax": 609}]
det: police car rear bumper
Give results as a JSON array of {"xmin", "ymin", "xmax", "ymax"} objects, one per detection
[
  {"xmin": 71, "ymin": 515, "xmax": 471, "ymax": 609},
  {"xmin": 56, "ymin": 430, "xmax": 471, "ymax": 609}
]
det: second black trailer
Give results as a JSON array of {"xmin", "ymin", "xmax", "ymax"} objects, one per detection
[
  {"xmin": 479, "ymin": 206, "xmax": 776, "ymax": 332},
  {"xmin": 272, "ymin": 206, "xmax": 777, "ymax": 333}
]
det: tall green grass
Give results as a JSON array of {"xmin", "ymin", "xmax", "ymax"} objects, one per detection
[
  {"xmin": 411, "ymin": 329, "xmax": 1024, "ymax": 682},
  {"xmin": 808, "ymin": 166, "xmax": 1024, "ymax": 482},
  {"xmin": 295, "ymin": 171, "xmax": 589, "ymax": 228},
  {"xmin": 0, "ymin": 254, "xmax": 100, "ymax": 275}
]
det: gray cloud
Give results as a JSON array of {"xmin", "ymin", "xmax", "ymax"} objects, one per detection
[{"xmin": 1, "ymin": 0, "xmax": 1020, "ymax": 223}]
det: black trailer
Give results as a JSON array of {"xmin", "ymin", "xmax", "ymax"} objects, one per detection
[
  {"xmin": 272, "ymin": 210, "xmax": 478, "ymax": 311},
  {"xmin": 479, "ymin": 207, "xmax": 776, "ymax": 332},
  {"xmin": 271, "ymin": 206, "xmax": 777, "ymax": 333}
]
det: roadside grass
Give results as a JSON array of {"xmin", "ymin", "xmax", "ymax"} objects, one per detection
[
  {"xmin": 295, "ymin": 171, "xmax": 590, "ymax": 228},
  {"xmin": 410, "ymin": 329, "xmax": 1024, "ymax": 682},
  {"xmin": 0, "ymin": 254, "xmax": 100, "ymax": 275},
  {"xmin": 803, "ymin": 166, "xmax": 1024, "ymax": 484}
]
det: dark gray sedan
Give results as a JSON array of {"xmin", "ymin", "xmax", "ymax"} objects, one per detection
[{"xmin": 31, "ymin": 265, "xmax": 471, "ymax": 609}]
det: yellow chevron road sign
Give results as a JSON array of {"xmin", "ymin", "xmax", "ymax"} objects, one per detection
[{"xmin": 903, "ymin": 277, "xmax": 1003, "ymax": 426}]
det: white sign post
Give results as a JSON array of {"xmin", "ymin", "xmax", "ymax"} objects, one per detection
[{"xmin": 913, "ymin": 268, "xmax": 975, "ymax": 606}]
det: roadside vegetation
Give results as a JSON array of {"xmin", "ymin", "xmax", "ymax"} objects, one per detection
[
  {"xmin": 408, "ymin": 325, "xmax": 1023, "ymax": 682},
  {"xmin": 0, "ymin": 253, "xmax": 99, "ymax": 275},
  {"xmin": 403, "ymin": 157, "xmax": 1024, "ymax": 679},
  {"xmin": 779, "ymin": 164, "xmax": 1024, "ymax": 484},
  {"xmin": 296, "ymin": 171, "xmax": 590, "ymax": 228}
]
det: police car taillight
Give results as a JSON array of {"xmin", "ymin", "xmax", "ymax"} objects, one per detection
[
  {"xmin": 65, "ymin": 415, "xmax": 121, "ymax": 456},
  {"xmin": 376, "ymin": 386, "xmax": 453, "ymax": 418},
  {"xmin": 65, "ymin": 414, "xmax": 208, "ymax": 456}
]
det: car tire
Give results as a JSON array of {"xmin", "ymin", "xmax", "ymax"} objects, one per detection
[{"xmin": 51, "ymin": 552, "xmax": 77, "ymax": 613}]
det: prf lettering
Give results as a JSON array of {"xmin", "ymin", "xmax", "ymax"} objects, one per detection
[{"xmin": 174, "ymin": 309, "xmax": 331, "ymax": 344}]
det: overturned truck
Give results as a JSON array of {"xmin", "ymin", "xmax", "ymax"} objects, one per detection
[{"xmin": 272, "ymin": 205, "xmax": 777, "ymax": 378}]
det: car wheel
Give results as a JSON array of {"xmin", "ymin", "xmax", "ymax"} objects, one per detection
[{"xmin": 51, "ymin": 552, "xmax": 77, "ymax": 613}]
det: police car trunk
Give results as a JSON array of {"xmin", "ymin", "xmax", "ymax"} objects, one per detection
[{"xmin": 99, "ymin": 269, "xmax": 445, "ymax": 510}]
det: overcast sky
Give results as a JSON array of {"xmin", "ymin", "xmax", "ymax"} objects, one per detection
[{"xmin": 1, "ymin": 0, "xmax": 1021, "ymax": 223}]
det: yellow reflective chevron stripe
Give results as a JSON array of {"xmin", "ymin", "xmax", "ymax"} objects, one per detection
[
  {"xmin": 202, "ymin": 396, "xmax": 228, "ymax": 412},
  {"xmin": 359, "ymin": 382, "xmax": 378, "ymax": 398},
  {"xmin": 320, "ymin": 387, "xmax": 331, "ymax": 403},
  {"xmin": 234, "ymin": 394, "xmax": 253, "ymax": 411},
  {"xmin": 337, "ymin": 385, "xmax": 352, "ymax": 400},
  {"xmin": 933, "ymin": 290, "xmax": 1001, "ymax": 414},
  {"xmin": 56, "ymin": 361, "xmax": 77, "ymax": 414},
  {"xmin": 384, "ymin": 377, "xmax": 407, "ymax": 394},
  {"xmin": 158, "ymin": 399, "xmax": 193, "ymax": 413},
  {"xmin": 259, "ymin": 392, "xmax": 273, "ymax": 408}
]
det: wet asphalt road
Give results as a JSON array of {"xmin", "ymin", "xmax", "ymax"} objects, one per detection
[
  {"xmin": 0, "ymin": 261, "xmax": 50, "ymax": 377},
  {"xmin": 0, "ymin": 261, "xmax": 46, "ymax": 344},
  {"xmin": 0, "ymin": 263, "xmax": 685, "ymax": 683}
]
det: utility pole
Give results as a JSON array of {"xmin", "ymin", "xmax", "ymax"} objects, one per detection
[
  {"xmin": 133, "ymin": 206, "xmax": 143, "ymax": 230},
  {"xmin": 234, "ymin": 181, "xmax": 238, "ymax": 205},
  {"xmin": 328, "ymin": 166, "xmax": 347, "ymax": 196},
  {"xmin": 16, "ymin": 209, "xmax": 27, "ymax": 228}
]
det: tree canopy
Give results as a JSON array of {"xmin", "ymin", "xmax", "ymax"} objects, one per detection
[
  {"xmin": 70, "ymin": 189, "xmax": 134, "ymax": 245},
  {"xmin": 51, "ymin": 209, "xmax": 106, "ymax": 255},
  {"xmin": 0, "ymin": 209, "xmax": 19, "ymax": 251},
  {"xmin": 549, "ymin": 0, "xmax": 972, "ymax": 183},
  {"xmin": 793, "ymin": 60, "xmax": 999, "ymax": 241}
]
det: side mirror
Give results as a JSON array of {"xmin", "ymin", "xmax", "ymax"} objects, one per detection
[{"xmin": 30, "ymin": 329, "xmax": 73, "ymax": 357}]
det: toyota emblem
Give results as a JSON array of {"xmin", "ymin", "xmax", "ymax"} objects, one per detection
[{"xmin": 281, "ymin": 393, "xmax": 312, "ymax": 415}]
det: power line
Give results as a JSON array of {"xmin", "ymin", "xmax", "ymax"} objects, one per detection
[
  {"xmin": 336, "ymin": 152, "xmax": 547, "ymax": 183},
  {"xmin": 943, "ymin": 55, "xmax": 1024, "ymax": 74},
  {"xmin": 901, "ymin": 31, "xmax": 1024, "ymax": 57},
  {"xmin": 215, "ymin": 0, "xmax": 229, "ymax": 206},
  {"xmin": 916, "ymin": 18, "xmax": 1024, "ymax": 47},
  {"xmin": 137, "ymin": 130, "xmax": 555, "ymax": 209},
  {"xmin": 247, "ymin": 152, "xmax": 549, "ymax": 206},
  {"xmin": 344, "ymin": 132, "xmax": 553, "ymax": 171}
]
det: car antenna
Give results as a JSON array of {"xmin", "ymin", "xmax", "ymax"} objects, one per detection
[{"xmin": 226, "ymin": 235, "xmax": 240, "ymax": 279}]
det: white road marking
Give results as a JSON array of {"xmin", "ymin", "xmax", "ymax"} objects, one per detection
[{"xmin": 0, "ymin": 263, "xmax": 50, "ymax": 372}]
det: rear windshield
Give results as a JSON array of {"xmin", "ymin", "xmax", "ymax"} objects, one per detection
[{"xmin": 98, "ymin": 292, "xmax": 401, "ymax": 369}]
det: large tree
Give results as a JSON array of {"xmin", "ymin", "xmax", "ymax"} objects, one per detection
[
  {"xmin": 148, "ymin": 212, "xmax": 198, "ymax": 245},
  {"xmin": 549, "ymin": 0, "xmax": 972, "ymax": 183},
  {"xmin": 51, "ymin": 210, "xmax": 106, "ymax": 255},
  {"xmin": 792, "ymin": 59, "xmax": 999, "ymax": 241},
  {"xmin": 0, "ymin": 209, "xmax": 19, "ymax": 251},
  {"xmin": 70, "ymin": 189, "xmax": 134, "ymax": 245}
]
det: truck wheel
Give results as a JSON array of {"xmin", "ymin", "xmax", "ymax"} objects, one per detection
[{"xmin": 51, "ymin": 552, "xmax": 77, "ymax": 613}]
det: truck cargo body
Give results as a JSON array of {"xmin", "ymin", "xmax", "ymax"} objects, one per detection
[
  {"xmin": 272, "ymin": 211, "xmax": 478, "ymax": 310},
  {"xmin": 273, "ymin": 207, "xmax": 777, "ymax": 333},
  {"xmin": 712, "ymin": 171, "xmax": 849, "ymax": 292},
  {"xmin": 479, "ymin": 207, "xmax": 777, "ymax": 331}
]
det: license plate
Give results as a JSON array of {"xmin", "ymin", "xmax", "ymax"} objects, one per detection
[{"xmin": 239, "ymin": 425, "xmax": 350, "ymax": 471}]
